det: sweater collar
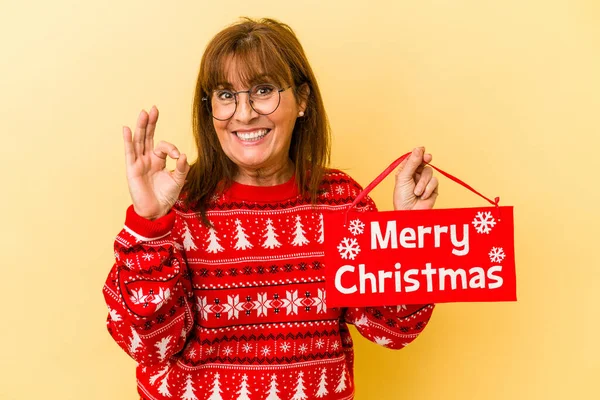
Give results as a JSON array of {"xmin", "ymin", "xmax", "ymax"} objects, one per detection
[{"xmin": 225, "ymin": 174, "xmax": 300, "ymax": 203}]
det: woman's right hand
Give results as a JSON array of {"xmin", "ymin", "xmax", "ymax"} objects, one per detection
[{"xmin": 123, "ymin": 106, "xmax": 190, "ymax": 220}]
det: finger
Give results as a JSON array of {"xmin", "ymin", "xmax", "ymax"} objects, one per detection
[
  {"xmin": 145, "ymin": 106, "xmax": 159, "ymax": 156},
  {"xmin": 396, "ymin": 147, "xmax": 425, "ymax": 181},
  {"xmin": 153, "ymin": 140, "xmax": 180, "ymax": 160},
  {"xmin": 421, "ymin": 176, "xmax": 439, "ymax": 200},
  {"xmin": 133, "ymin": 110, "xmax": 149, "ymax": 157},
  {"xmin": 413, "ymin": 171, "xmax": 422, "ymax": 184},
  {"xmin": 172, "ymin": 153, "xmax": 190, "ymax": 186},
  {"xmin": 414, "ymin": 166, "xmax": 433, "ymax": 196},
  {"xmin": 414, "ymin": 153, "xmax": 432, "ymax": 175},
  {"xmin": 122, "ymin": 126, "xmax": 135, "ymax": 165}
]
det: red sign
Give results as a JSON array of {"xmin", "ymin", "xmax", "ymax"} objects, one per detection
[
  {"xmin": 324, "ymin": 206, "xmax": 516, "ymax": 307},
  {"xmin": 323, "ymin": 152, "xmax": 516, "ymax": 307}
]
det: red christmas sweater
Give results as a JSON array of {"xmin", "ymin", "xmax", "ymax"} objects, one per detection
[{"xmin": 103, "ymin": 170, "xmax": 435, "ymax": 400}]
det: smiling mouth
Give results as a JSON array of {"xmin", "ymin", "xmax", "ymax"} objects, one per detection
[{"xmin": 234, "ymin": 129, "xmax": 271, "ymax": 142}]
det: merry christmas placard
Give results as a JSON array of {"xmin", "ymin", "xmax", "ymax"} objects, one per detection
[{"xmin": 323, "ymin": 205, "xmax": 516, "ymax": 307}]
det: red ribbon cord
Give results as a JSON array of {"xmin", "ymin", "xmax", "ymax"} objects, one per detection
[{"xmin": 346, "ymin": 151, "xmax": 500, "ymax": 222}]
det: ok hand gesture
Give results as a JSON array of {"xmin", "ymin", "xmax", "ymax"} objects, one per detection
[{"xmin": 123, "ymin": 106, "xmax": 190, "ymax": 220}]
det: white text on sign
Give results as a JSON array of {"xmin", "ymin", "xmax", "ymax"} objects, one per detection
[{"xmin": 371, "ymin": 221, "xmax": 470, "ymax": 256}]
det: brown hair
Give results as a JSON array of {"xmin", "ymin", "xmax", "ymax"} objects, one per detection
[{"xmin": 182, "ymin": 17, "xmax": 331, "ymax": 223}]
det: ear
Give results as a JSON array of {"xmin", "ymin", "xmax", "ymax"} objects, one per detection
[{"xmin": 297, "ymin": 83, "xmax": 310, "ymax": 113}]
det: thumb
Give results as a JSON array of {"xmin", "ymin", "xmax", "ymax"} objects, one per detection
[{"xmin": 396, "ymin": 147, "xmax": 424, "ymax": 182}]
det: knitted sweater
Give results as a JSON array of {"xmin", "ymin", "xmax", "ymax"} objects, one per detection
[{"xmin": 103, "ymin": 170, "xmax": 435, "ymax": 400}]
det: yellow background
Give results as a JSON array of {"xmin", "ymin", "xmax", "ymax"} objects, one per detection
[{"xmin": 1, "ymin": 0, "xmax": 598, "ymax": 399}]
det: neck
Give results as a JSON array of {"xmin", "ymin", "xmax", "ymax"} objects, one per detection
[{"xmin": 234, "ymin": 159, "xmax": 295, "ymax": 186}]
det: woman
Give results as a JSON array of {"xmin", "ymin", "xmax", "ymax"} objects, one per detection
[{"xmin": 104, "ymin": 18, "xmax": 438, "ymax": 400}]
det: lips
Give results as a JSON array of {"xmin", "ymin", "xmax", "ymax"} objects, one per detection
[{"xmin": 233, "ymin": 128, "xmax": 271, "ymax": 142}]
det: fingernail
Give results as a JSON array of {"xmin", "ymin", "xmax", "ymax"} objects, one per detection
[{"xmin": 172, "ymin": 150, "xmax": 180, "ymax": 158}]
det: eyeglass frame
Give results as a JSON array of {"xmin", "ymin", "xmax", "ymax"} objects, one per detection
[{"xmin": 202, "ymin": 84, "xmax": 293, "ymax": 121}]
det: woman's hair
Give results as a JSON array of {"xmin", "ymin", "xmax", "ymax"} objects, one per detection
[{"xmin": 183, "ymin": 17, "xmax": 331, "ymax": 223}]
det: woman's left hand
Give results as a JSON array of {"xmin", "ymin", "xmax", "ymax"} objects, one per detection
[{"xmin": 393, "ymin": 146, "xmax": 439, "ymax": 211}]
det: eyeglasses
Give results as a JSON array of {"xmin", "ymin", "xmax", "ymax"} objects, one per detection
[{"xmin": 202, "ymin": 84, "xmax": 292, "ymax": 121}]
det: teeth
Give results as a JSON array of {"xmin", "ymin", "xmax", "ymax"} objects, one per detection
[{"xmin": 235, "ymin": 129, "xmax": 269, "ymax": 141}]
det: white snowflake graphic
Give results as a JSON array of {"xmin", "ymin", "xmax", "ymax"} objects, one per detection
[
  {"xmin": 260, "ymin": 346, "xmax": 271, "ymax": 357},
  {"xmin": 242, "ymin": 343, "xmax": 253, "ymax": 353},
  {"xmin": 147, "ymin": 288, "xmax": 170, "ymax": 311},
  {"xmin": 348, "ymin": 219, "xmax": 365, "ymax": 236},
  {"xmin": 335, "ymin": 186, "xmax": 345, "ymax": 195},
  {"xmin": 129, "ymin": 288, "xmax": 147, "ymax": 305},
  {"xmin": 489, "ymin": 247, "xmax": 506, "ymax": 263},
  {"xmin": 331, "ymin": 341, "xmax": 340, "ymax": 351},
  {"xmin": 142, "ymin": 253, "xmax": 154, "ymax": 261},
  {"xmin": 186, "ymin": 348, "xmax": 196, "ymax": 358},
  {"xmin": 124, "ymin": 258, "xmax": 134, "ymax": 268},
  {"xmin": 279, "ymin": 342, "xmax": 291, "ymax": 353},
  {"xmin": 315, "ymin": 339, "xmax": 325, "ymax": 349},
  {"xmin": 114, "ymin": 251, "xmax": 120, "ymax": 260},
  {"xmin": 205, "ymin": 346, "xmax": 214, "ymax": 355},
  {"xmin": 298, "ymin": 344, "xmax": 308, "ymax": 354},
  {"xmin": 337, "ymin": 237, "xmax": 361, "ymax": 260},
  {"xmin": 472, "ymin": 211, "xmax": 496, "ymax": 234},
  {"xmin": 373, "ymin": 336, "xmax": 392, "ymax": 347},
  {"xmin": 222, "ymin": 346, "xmax": 233, "ymax": 357}
]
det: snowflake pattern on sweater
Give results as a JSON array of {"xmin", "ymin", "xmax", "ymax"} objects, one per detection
[{"xmin": 103, "ymin": 170, "xmax": 435, "ymax": 400}]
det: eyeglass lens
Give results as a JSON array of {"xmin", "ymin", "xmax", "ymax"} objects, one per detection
[{"xmin": 208, "ymin": 84, "xmax": 283, "ymax": 120}]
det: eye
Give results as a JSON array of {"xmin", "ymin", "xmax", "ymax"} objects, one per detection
[
  {"xmin": 252, "ymin": 84, "xmax": 276, "ymax": 97},
  {"xmin": 215, "ymin": 90, "xmax": 234, "ymax": 101}
]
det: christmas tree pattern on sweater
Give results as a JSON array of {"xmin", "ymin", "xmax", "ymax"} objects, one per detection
[{"xmin": 103, "ymin": 170, "xmax": 435, "ymax": 400}]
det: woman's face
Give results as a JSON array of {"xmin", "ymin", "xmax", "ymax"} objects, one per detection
[{"xmin": 212, "ymin": 58, "xmax": 306, "ymax": 178}]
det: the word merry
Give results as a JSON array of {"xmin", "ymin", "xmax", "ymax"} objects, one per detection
[{"xmin": 371, "ymin": 221, "xmax": 470, "ymax": 256}]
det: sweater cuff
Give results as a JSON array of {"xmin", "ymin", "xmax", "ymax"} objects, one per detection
[{"xmin": 124, "ymin": 205, "xmax": 176, "ymax": 242}]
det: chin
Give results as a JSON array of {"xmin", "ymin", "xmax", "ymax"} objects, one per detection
[
  {"xmin": 231, "ymin": 156, "xmax": 269, "ymax": 170},
  {"xmin": 233, "ymin": 150, "xmax": 274, "ymax": 166}
]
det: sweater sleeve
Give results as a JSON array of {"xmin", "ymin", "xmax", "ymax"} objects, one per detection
[
  {"xmin": 102, "ymin": 205, "xmax": 195, "ymax": 366},
  {"xmin": 342, "ymin": 178, "xmax": 436, "ymax": 349},
  {"xmin": 344, "ymin": 304, "xmax": 435, "ymax": 349}
]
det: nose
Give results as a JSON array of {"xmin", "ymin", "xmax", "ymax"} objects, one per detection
[{"xmin": 233, "ymin": 92, "xmax": 259, "ymax": 123}]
